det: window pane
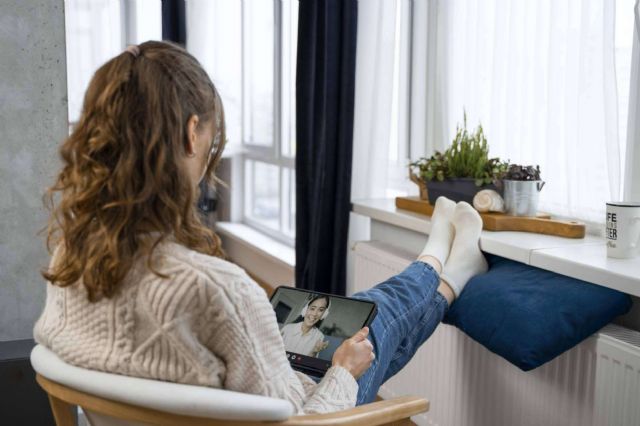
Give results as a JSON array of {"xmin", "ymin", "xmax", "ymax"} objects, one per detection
[
  {"xmin": 281, "ymin": 0, "xmax": 298, "ymax": 157},
  {"xmin": 281, "ymin": 167, "xmax": 295, "ymax": 237},
  {"xmin": 387, "ymin": 0, "xmax": 413, "ymax": 198},
  {"xmin": 430, "ymin": 0, "xmax": 630, "ymax": 223},
  {"xmin": 289, "ymin": 168, "xmax": 296, "ymax": 237},
  {"xmin": 130, "ymin": 0, "xmax": 162, "ymax": 44},
  {"xmin": 65, "ymin": 0, "xmax": 123, "ymax": 123},
  {"xmin": 245, "ymin": 160, "xmax": 280, "ymax": 229},
  {"xmin": 615, "ymin": 0, "xmax": 635, "ymax": 186},
  {"xmin": 187, "ymin": 0, "xmax": 242, "ymax": 146},
  {"xmin": 244, "ymin": 0, "xmax": 274, "ymax": 146}
]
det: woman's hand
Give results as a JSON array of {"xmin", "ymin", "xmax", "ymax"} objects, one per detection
[
  {"xmin": 331, "ymin": 327, "xmax": 375, "ymax": 379},
  {"xmin": 313, "ymin": 339, "xmax": 329, "ymax": 354}
]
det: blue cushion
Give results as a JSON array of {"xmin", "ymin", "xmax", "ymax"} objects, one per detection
[{"xmin": 443, "ymin": 254, "xmax": 632, "ymax": 371}]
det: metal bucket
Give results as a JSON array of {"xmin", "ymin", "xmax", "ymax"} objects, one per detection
[{"xmin": 503, "ymin": 180, "xmax": 545, "ymax": 217}]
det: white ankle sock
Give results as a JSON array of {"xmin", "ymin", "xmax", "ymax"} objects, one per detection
[
  {"xmin": 419, "ymin": 197, "xmax": 456, "ymax": 268},
  {"xmin": 441, "ymin": 202, "xmax": 488, "ymax": 297}
]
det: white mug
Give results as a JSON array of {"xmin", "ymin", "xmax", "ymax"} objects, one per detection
[{"xmin": 606, "ymin": 202, "xmax": 640, "ymax": 259}]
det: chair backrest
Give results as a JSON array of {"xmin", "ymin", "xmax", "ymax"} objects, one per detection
[{"xmin": 30, "ymin": 345, "xmax": 294, "ymax": 422}]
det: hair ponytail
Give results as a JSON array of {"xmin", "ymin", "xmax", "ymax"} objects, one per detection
[{"xmin": 43, "ymin": 41, "xmax": 226, "ymax": 301}]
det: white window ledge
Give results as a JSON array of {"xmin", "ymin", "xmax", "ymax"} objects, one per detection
[
  {"xmin": 352, "ymin": 198, "xmax": 640, "ymax": 298},
  {"xmin": 219, "ymin": 143, "xmax": 246, "ymax": 159},
  {"xmin": 216, "ymin": 222, "xmax": 295, "ymax": 288}
]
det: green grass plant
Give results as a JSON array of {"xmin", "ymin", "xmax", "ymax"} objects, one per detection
[{"xmin": 410, "ymin": 112, "xmax": 508, "ymax": 187}]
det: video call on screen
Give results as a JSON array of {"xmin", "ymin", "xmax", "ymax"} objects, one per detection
[{"xmin": 271, "ymin": 288, "xmax": 374, "ymax": 362}]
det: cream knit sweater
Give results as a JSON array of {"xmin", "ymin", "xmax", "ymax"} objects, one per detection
[{"xmin": 33, "ymin": 241, "xmax": 358, "ymax": 414}]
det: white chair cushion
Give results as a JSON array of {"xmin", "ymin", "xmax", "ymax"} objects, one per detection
[{"xmin": 30, "ymin": 345, "xmax": 294, "ymax": 421}]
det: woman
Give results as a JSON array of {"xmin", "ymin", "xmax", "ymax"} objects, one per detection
[
  {"xmin": 34, "ymin": 41, "xmax": 487, "ymax": 414},
  {"xmin": 281, "ymin": 295, "xmax": 331, "ymax": 357}
]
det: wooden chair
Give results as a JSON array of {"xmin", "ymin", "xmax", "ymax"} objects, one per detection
[{"xmin": 32, "ymin": 345, "xmax": 429, "ymax": 426}]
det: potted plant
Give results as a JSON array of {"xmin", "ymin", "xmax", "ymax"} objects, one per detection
[
  {"xmin": 502, "ymin": 164, "xmax": 545, "ymax": 217},
  {"xmin": 410, "ymin": 114, "xmax": 509, "ymax": 204}
]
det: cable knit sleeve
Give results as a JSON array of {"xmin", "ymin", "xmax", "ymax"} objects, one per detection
[{"xmin": 198, "ymin": 269, "xmax": 358, "ymax": 415}]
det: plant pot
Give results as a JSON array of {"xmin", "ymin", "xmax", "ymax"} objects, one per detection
[
  {"xmin": 503, "ymin": 180, "xmax": 545, "ymax": 217},
  {"xmin": 426, "ymin": 178, "xmax": 502, "ymax": 205}
]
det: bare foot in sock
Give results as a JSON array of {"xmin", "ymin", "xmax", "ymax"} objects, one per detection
[
  {"xmin": 419, "ymin": 197, "xmax": 456, "ymax": 271},
  {"xmin": 441, "ymin": 202, "xmax": 488, "ymax": 298}
]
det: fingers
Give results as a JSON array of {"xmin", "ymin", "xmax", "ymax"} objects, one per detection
[
  {"xmin": 351, "ymin": 326, "xmax": 369, "ymax": 342},
  {"xmin": 352, "ymin": 327, "xmax": 375, "ymax": 366},
  {"xmin": 356, "ymin": 334, "xmax": 373, "ymax": 352}
]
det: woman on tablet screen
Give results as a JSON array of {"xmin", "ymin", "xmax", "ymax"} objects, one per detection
[
  {"xmin": 281, "ymin": 295, "xmax": 331, "ymax": 357},
  {"xmin": 35, "ymin": 41, "xmax": 486, "ymax": 415}
]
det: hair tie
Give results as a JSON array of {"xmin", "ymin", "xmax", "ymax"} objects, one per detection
[{"xmin": 125, "ymin": 45, "xmax": 140, "ymax": 58}]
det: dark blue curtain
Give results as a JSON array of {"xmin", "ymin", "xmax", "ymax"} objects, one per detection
[
  {"xmin": 295, "ymin": 0, "xmax": 358, "ymax": 295},
  {"xmin": 162, "ymin": 0, "xmax": 186, "ymax": 46}
]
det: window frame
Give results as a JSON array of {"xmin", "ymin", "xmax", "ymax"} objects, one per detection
[
  {"xmin": 397, "ymin": 0, "xmax": 637, "ymax": 224},
  {"xmin": 240, "ymin": 0, "xmax": 297, "ymax": 247},
  {"xmin": 65, "ymin": 0, "xmax": 162, "ymax": 126},
  {"xmin": 386, "ymin": 0, "xmax": 417, "ymax": 199}
]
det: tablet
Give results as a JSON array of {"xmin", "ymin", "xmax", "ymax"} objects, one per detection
[{"xmin": 270, "ymin": 286, "xmax": 377, "ymax": 377}]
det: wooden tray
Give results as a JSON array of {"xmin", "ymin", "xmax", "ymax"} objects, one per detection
[{"xmin": 395, "ymin": 196, "xmax": 586, "ymax": 239}]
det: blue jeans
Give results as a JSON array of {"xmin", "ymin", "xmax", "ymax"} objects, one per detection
[{"xmin": 351, "ymin": 261, "xmax": 448, "ymax": 404}]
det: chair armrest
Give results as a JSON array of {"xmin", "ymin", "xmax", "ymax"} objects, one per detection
[
  {"xmin": 37, "ymin": 372, "xmax": 427, "ymax": 426},
  {"xmin": 281, "ymin": 396, "xmax": 429, "ymax": 426}
]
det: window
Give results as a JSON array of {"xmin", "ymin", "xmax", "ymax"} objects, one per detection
[
  {"xmin": 64, "ymin": 0, "xmax": 162, "ymax": 124},
  {"xmin": 387, "ymin": 0, "xmax": 413, "ymax": 199},
  {"xmin": 615, "ymin": 0, "xmax": 636, "ymax": 187},
  {"xmin": 65, "ymin": 0, "xmax": 123, "ymax": 124},
  {"xmin": 188, "ymin": 0, "xmax": 298, "ymax": 245},
  {"xmin": 390, "ymin": 0, "xmax": 636, "ymax": 224}
]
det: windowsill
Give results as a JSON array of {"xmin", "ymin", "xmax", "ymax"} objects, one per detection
[
  {"xmin": 219, "ymin": 143, "xmax": 245, "ymax": 159},
  {"xmin": 216, "ymin": 222, "xmax": 295, "ymax": 268},
  {"xmin": 352, "ymin": 198, "xmax": 640, "ymax": 298},
  {"xmin": 215, "ymin": 222, "xmax": 295, "ymax": 289}
]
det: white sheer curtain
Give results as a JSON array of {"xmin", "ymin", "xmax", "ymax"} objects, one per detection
[
  {"xmin": 348, "ymin": 0, "xmax": 400, "ymax": 293},
  {"xmin": 122, "ymin": 0, "xmax": 162, "ymax": 46},
  {"xmin": 64, "ymin": 0, "xmax": 162, "ymax": 124},
  {"xmin": 186, "ymin": 0, "xmax": 243, "ymax": 146},
  {"xmin": 65, "ymin": 0, "xmax": 123, "ymax": 123},
  {"xmin": 352, "ymin": 0, "xmax": 635, "ymax": 226},
  {"xmin": 625, "ymin": 0, "xmax": 640, "ymax": 201},
  {"xmin": 426, "ymin": 0, "xmax": 626, "ymax": 224},
  {"xmin": 351, "ymin": 0, "xmax": 399, "ymax": 202}
]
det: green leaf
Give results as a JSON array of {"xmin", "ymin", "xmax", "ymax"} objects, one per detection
[{"xmin": 410, "ymin": 110, "xmax": 511, "ymax": 184}]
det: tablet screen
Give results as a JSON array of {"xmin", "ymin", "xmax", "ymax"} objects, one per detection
[{"xmin": 270, "ymin": 286, "xmax": 377, "ymax": 376}]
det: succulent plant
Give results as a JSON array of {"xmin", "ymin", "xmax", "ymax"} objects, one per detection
[
  {"xmin": 504, "ymin": 164, "xmax": 541, "ymax": 181},
  {"xmin": 410, "ymin": 112, "xmax": 509, "ymax": 187}
]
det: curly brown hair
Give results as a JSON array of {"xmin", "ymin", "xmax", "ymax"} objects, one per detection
[{"xmin": 43, "ymin": 41, "xmax": 226, "ymax": 302}]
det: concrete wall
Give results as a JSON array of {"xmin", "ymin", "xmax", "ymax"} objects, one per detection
[{"xmin": 0, "ymin": 0, "xmax": 67, "ymax": 341}]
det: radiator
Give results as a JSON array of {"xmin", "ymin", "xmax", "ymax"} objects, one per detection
[{"xmin": 351, "ymin": 241, "xmax": 640, "ymax": 426}]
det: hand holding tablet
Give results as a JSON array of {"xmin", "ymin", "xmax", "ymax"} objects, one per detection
[
  {"xmin": 332, "ymin": 327, "xmax": 375, "ymax": 379},
  {"xmin": 270, "ymin": 286, "xmax": 377, "ymax": 377}
]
